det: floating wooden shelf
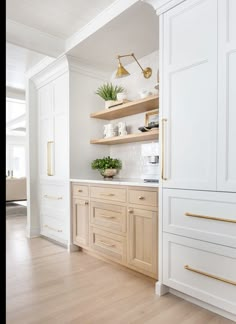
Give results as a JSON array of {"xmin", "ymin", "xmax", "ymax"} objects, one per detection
[
  {"xmin": 90, "ymin": 129, "xmax": 159, "ymax": 145},
  {"xmin": 90, "ymin": 95, "xmax": 159, "ymax": 120}
]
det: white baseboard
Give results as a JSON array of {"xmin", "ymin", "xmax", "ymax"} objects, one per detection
[
  {"xmin": 155, "ymin": 281, "xmax": 169, "ymax": 296},
  {"xmin": 26, "ymin": 226, "xmax": 40, "ymax": 238},
  {"xmin": 40, "ymin": 233, "xmax": 67, "ymax": 248},
  {"xmin": 67, "ymin": 243, "xmax": 80, "ymax": 252},
  {"xmin": 169, "ymin": 288, "xmax": 236, "ymax": 322}
]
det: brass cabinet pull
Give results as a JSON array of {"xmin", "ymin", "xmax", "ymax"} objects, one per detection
[
  {"xmin": 161, "ymin": 118, "xmax": 167, "ymax": 180},
  {"xmin": 100, "ymin": 214, "xmax": 115, "ymax": 219},
  {"xmin": 139, "ymin": 196, "xmax": 145, "ymax": 200},
  {"xmin": 185, "ymin": 212, "xmax": 236, "ymax": 224},
  {"xmin": 101, "ymin": 193, "xmax": 115, "ymax": 196},
  {"xmin": 47, "ymin": 141, "xmax": 54, "ymax": 176},
  {"xmin": 77, "ymin": 201, "xmax": 89, "ymax": 206},
  {"xmin": 128, "ymin": 209, "xmax": 133, "ymax": 213},
  {"xmin": 99, "ymin": 240, "xmax": 115, "ymax": 247},
  {"xmin": 44, "ymin": 224, "xmax": 62, "ymax": 233},
  {"xmin": 78, "ymin": 189, "xmax": 83, "ymax": 192},
  {"xmin": 44, "ymin": 194, "xmax": 63, "ymax": 200},
  {"xmin": 85, "ymin": 201, "xmax": 89, "ymax": 205},
  {"xmin": 184, "ymin": 265, "xmax": 236, "ymax": 286}
]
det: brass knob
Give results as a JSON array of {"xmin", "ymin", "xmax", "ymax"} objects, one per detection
[
  {"xmin": 128, "ymin": 209, "xmax": 133, "ymax": 213},
  {"xmin": 139, "ymin": 196, "xmax": 144, "ymax": 200},
  {"xmin": 78, "ymin": 189, "xmax": 83, "ymax": 192},
  {"xmin": 85, "ymin": 201, "xmax": 89, "ymax": 205}
]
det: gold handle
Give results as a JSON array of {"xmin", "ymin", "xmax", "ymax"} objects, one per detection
[
  {"xmin": 44, "ymin": 194, "xmax": 63, "ymax": 200},
  {"xmin": 44, "ymin": 224, "xmax": 62, "ymax": 233},
  {"xmin": 128, "ymin": 209, "xmax": 133, "ymax": 213},
  {"xmin": 77, "ymin": 201, "xmax": 89, "ymax": 206},
  {"xmin": 185, "ymin": 212, "xmax": 236, "ymax": 224},
  {"xmin": 99, "ymin": 240, "xmax": 115, "ymax": 247},
  {"xmin": 161, "ymin": 118, "xmax": 167, "ymax": 180},
  {"xmin": 78, "ymin": 189, "xmax": 83, "ymax": 192},
  {"xmin": 139, "ymin": 196, "xmax": 145, "ymax": 200},
  {"xmin": 184, "ymin": 265, "xmax": 236, "ymax": 286},
  {"xmin": 47, "ymin": 141, "xmax": 54, "ymax": 176},
  {"xmin": 100, "ymin": 214, "xmax": 115, "ymax": 219},
  {"xmin": 85, "ymin": 201, "xmax": 89, "ymax": 205},
  {"xmin": 101, "ymin": 193, "xmax": 115, "ymax": 197}
]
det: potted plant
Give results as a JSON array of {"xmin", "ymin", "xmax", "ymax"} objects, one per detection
[
  {"xmin": 91, "ymin": 156, "xmax": 122, "ymax": 179},
  {"xmin": 95, "ymin": 82, "xmax": 125, "ymax": 109}
]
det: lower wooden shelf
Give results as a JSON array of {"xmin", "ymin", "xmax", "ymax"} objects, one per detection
[{"xmin": 90, "ymin": 129, "xmax": 159, "ymax": 145}]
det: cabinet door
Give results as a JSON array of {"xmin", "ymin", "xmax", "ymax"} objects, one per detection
[
  {"xmin": 127, "ymin": 207, "xmax": 157, "ymax": 278},
  {"xmin": 54, "ymin": 114, "xmax": 68, "ymax": 178},
  {"xmin": 73, "ymin": 198, "xmax": 89, "ymax": 247},
  {"xmin": 161, "ymin": 0, "xmax": 217, "ymax": 190},
  {"xmin": 217, "ymin": 0, "xmax": 236, "ymax": 192}
]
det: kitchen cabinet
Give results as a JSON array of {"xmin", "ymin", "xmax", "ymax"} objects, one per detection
[
  {"xmin": 159, "ymin": 0, "xmax": 236, "ymax": 318},
  {"xmin": 90, "ymin": 95, "xmax": 159, "ymax": 145},
  {"xmin": 71, "ymin": 181, "xmax": 158, "ymax": 279}
]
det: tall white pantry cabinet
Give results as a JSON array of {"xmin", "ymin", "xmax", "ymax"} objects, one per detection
[{"xmin": 159, "ymin": 0, "xmax": 236, "ymax": 319}]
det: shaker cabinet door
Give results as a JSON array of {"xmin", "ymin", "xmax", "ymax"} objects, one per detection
[
  {"xmin": 161, "ymin": 0, "xmax": 217, "ymax": 191},
  {"xmin": 217, "ymin": 0, "xmax": 236, "ymax": 193}
]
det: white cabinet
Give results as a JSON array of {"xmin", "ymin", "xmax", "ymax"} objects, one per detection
[
  {"xmin": 162, "ymin": 0, "xmax": 217, "ymax": 191},
  {"xmin": 38, "ymin": 73, "xmax": 69, "ymax": 180},
  {"xmin": 217, "ymin": 0, "xmax": 236, "ymax": 192},
  {"xmin": 160, "ymin": 0, "xmax": 236, "ymax": 319},
  {"xmin": 37, "ymin": 72, "xmax": 69, "ymax": 244}
]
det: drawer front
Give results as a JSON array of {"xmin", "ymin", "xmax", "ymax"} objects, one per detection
[
  {"xmin": 163, "ymin": 189, "xmax": 236, "ymax": 247},
  {"xmin": 90, "ymin": 227, "xmax": 126, "ymax": 264},
  {"xmin": 40, "ymin": 183, "xmax": 67, "ymax": 211},
  {"xmin": 90, "ymin": 201, "xmax": 126, "ymax": 234},
  {"xmin": 163, "ymin": 233, "xmax": 236, "ymax": 315},
  {"xmin": 90, "ymin": 186, "xmax": 126, "ymax": 203},
  {"xmin": 41, "ymin": 214, "xmax": 67, "ymax": 243},
  {"xmin": 128, "ymin": 189, "xmax": 157, "ymax": 207},
  {"xmin": 72, "ymin": 184, "xmax": 89, "ymax": 198}
]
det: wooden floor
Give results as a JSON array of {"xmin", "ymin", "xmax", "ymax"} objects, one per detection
[{"xmin": 6, "ymin": 215, "xmax": 234, "ymax": 324}]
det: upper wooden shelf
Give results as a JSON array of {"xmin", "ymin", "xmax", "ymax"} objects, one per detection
[
  {"xmin": 90, "ymin": 95, "xmax": 159, "ymax": 120},
  {"xmin": 90, "ymin": 129, "xmax": 159, "ymax": 145}
]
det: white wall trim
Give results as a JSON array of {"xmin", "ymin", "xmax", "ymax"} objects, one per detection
[
  {"xmin": 142, "ymin": 0, "xmax": 186, "ymax": 14},
  {"xmin": 67, "ymin": 55, "xmax": 109, "ymax": 81},
  {"xmin": 26, "ymin": 225, "xmax": 40, "ymax": 238},
  {"xmin": 6, "ymin": 86, "xmax": 25, "ymax": 100},
  {"xmin": 26, "ymin": 57, "xmax": 56, "ymax": 79},
  {"xmin": 6, "ymin": 19, "xmax": 65, "ymax": 57},
  {"xmin": 65, "ymin": 0, "xmax": 139, "ymax": 52},
  {"xmin": 30, "ymin": 55, "xmax": 69, "ymax": 89},
  {"xmin": 155, "ymin": 282, "xmax": 169, "ymax": 295},
  {"xmin": 169, "ymin": 288, "xmax": 236, "ymax": 322}
]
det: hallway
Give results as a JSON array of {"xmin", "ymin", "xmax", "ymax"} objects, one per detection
[{"xmin": 6, "ymin": 216, "xmax": 233, "ymax": 324}]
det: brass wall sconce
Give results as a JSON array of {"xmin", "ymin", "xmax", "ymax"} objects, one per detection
[{"xmin": 116, "ymin": 53, "xmax": 152, "ymax": 79}]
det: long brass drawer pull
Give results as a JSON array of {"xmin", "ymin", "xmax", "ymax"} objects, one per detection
[
  {"xmin": 161, "ymin": 118, "xmax": 167, "ymax": 181},
  {"xmin": 47, "ymin": 141, "xmax": 54, "ymax": 176},
  {"xmin": 100, "ymin": 214, "xmax": 115, "ymax": 219},
  {"xmin": 101, "ymin": 193, "xmax": 115, "ymax": 196},
  {"xmin": 185, "ymin": 212, "xmax": 236, "ymax": 224},
  {"xmin": 99, "ymin": 240, "xmax": 115, "ymax": 247},
  {"xmin": 184, "ymin": 265, "xmax": 236, "ymax": 286},
  {"xmin": 44, "ymin": 195, "xmax": 63, "ymax": 200},
  {"xmin": 44, "ymin": 224, "xmax": 62, "ymax": 233}
]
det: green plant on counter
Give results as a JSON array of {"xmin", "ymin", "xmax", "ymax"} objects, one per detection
[
  {"xmin": 95, "ymin": 82, "xmax": 125, "ymax": 101},
  {"xmin": 91, "ymin": 156, "xmax": 122, "ymax": 171}
]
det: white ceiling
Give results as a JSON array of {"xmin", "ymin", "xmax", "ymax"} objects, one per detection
[
  {"xmin": 6, "ymin": 42, "xmax": 46, "ymax": 90},
  {"xmin": 68, "ymin": 2, "xmax": 159, "ymax": 71},
  {"xmin": 6, "ymin": 0, "xmax": 118, "ymax": 39}
]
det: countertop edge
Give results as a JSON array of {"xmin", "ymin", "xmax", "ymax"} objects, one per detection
[{"xmin": 70, "ymin": 178, "xmax": 159, "ymax": 188}]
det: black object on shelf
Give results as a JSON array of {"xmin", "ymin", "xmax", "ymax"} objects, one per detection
[{"xmin": 138, "ymin": 123, "xmax": 159, "ymax": 132}]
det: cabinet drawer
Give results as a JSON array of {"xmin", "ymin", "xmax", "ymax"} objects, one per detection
[
  {"xmin": 128, "ymin": 188, "xmax": 157, "ymax": 207},
  {"xmin": 163, "ymin": 189, "xmax": 236, "ymax": 247},
  {"xmin": 163, "ymin": 233, "xmax": 236, "ymax": 315},
  {"xmin": 90, "ymin": 201, "xmax": 126, "ymax": 234},
  {"xmin": 90, "ymin": 186, "xmax": 126, "ymax": 203},
  {"xmin": 72, "ymin": 184, "xmax": 89, "ymax": 198},
  {"xmin": 40, "ymin": 183, "xmax": 66, "ymax": 211},
  {"xmin": 90, "ymin": 227, "xmax": 126, "ymax": 264},
  {"xmin": 41, "ymin": 214, "xmax": 67, "ymax": 243}
]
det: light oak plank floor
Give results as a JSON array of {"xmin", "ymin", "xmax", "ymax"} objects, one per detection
[{"xmin": 6, "ymin": 215, "xmax": 234, "ymax": 324}]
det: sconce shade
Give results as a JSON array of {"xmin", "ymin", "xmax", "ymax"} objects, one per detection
[{"xmin": 116, "ymin": 62, "xmax": 130, "ymax": 78}]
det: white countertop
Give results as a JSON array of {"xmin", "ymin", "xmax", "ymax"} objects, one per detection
[{"xmin": 70, "ymin": 178, "xmax": 159, "ymax": 187}]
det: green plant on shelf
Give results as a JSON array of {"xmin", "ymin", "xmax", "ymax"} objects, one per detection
[
  {"xmin": 91, "ymin": 156, "xmax": 122, "ymax": 171},
  {"xmin": 95, "ymin": 82, "xmax": 125, "ymax": 101}
]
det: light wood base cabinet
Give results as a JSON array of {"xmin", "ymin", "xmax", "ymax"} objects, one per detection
[
  {"xmin": 127, "ymin": 207, "xmax": 157, "ymax": 279},
  {"xmin": 71, "ymin": 182, "xmax": 158, "ymax": 279}
]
